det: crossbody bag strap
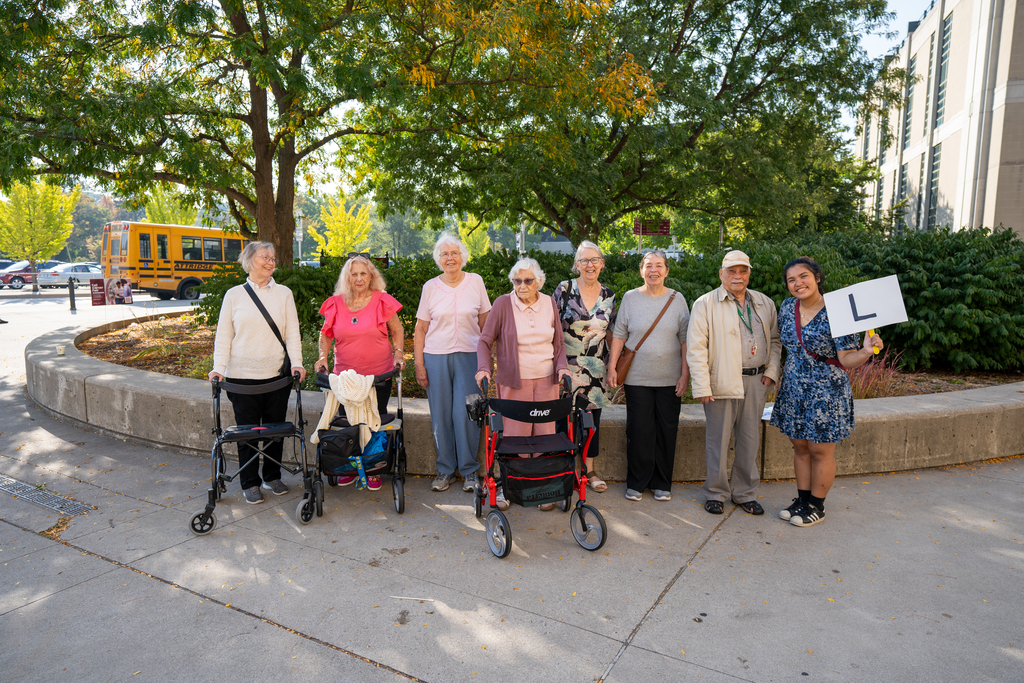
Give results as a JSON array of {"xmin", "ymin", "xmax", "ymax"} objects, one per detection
[
  {"xmin": 243, "ymin": 282, "xmax": 289, "ymax": 357},
  {"xmin": 633, "ymin": 291, "xmax": 677, "ymax": 354},
  {"xmin": 794, "ymin": 299, "xmax": 844, "ymax": 369}
]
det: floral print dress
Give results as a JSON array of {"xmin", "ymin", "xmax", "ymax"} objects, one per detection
[
  {"xmin": 769, "ymin": 297, "xmax": 861, "ymax": 442},
  {"xmin": 553, "ymin": 279, "xmax": 616, "ymax": 409}
]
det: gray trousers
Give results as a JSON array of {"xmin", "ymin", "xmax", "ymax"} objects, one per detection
[{"xmin": 702, "ymin": 374, "xmax": 770, "ymax": 503}]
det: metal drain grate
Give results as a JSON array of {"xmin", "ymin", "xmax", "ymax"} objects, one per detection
[{"xmin": 0, "ymin": 475, "xmax": 92, "ymax": 516}]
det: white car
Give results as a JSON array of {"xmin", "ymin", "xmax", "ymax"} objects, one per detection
[{"xmin": 36, "ymin": 263, "xmax": 103, "ymax": 289}]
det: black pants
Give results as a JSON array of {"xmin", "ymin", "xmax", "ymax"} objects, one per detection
[
  {"xmin": 556, "ymin": 408, "xmax": 602, "ymax": 460},
  {"xmin": 226, "ymin": 378, "xmax": 292, "ymax": 490},
  {"xmin": 624, "ymin": 385, "xmax": 681, "ymax": 492}
]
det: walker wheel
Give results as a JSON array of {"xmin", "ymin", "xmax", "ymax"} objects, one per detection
[
  {"xmin": 313, "ymin": 480, "xmax": 324, "ymax": 517},
  {"xmin": 296, "ymin": 495, "xmax": 315, "ymax": 525},
  {"xmin": 570, "ymin": 503, "xmax": 607, "ymax": 551},
  {"xmin": 485, "ymin": 510, "xmax": 512, "ymax": 558},
  {"xmin": 473, "ymin": 488, "xmax": 483, "ymax": 519},
  {"xmin": 189, "ymin": 510, "xmax": 216, "ymax": 536},
  {"xmin": 392, "ymin": 476, "xmax": 405, "ymax": 514},
  {"xmin": 327, "ymin": 474, "xmax": 337, "ymax": 487}
]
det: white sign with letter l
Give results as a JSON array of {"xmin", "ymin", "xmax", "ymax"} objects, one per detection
[{"xmin": 823, "ymin": 275, "xmax": 908, "ymax": 338}]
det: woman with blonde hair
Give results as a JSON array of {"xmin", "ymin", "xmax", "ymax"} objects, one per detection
[{"xmin": 314, "ymin": 255, "xmax": 404, "ymax": 490}]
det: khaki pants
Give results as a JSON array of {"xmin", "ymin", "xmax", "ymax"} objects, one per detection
[{"xmin": 702, "ymin": 374, "xmax": 769, "ymax": 504}]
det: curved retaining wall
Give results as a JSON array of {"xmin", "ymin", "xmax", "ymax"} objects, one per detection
[{"xmin": 25, "ymin": 316, "xmax": 1024, "ymax": 479}]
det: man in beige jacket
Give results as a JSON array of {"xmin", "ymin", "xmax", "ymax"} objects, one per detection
[{"xmin": 687, "ymin": 251, "xmax": 781, "ymax": 515}]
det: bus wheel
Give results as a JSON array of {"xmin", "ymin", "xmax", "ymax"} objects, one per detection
[{"xmin": 177, "ymin": 279, "xmax": 202, "ymax": 300}]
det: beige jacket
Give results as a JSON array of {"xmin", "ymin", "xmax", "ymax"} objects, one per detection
[{"xmin": 686, "ymin": 286, "xmax": 782, "ymax": 400}]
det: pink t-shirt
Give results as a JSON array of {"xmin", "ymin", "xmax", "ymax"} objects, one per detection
[
  {"xmin": 510, "ymin": 294, "xmax": 556, "ymax": 380},
  {"xmin": 320, "ymin": 291, "xmax": 402, "ymax": 376},
  {"xmin": 416, "ymin": 273, "xmax": 492, "ymax": 354}
]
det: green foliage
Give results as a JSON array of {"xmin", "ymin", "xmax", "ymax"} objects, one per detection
[
  {"xmin": 0, "ymin": 181, "xmax": 79, "ymax": 282},
  {"xmin": 141, "ymin": 185, "xmax": 198, "ymax": 226}
]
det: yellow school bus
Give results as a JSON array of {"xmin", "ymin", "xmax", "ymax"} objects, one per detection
[{"xmin": 101, "ymin": 222, "xmax": 250, "ymax": 300}]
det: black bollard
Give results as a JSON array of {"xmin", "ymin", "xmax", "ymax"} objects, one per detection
[{"xmin": 68, "ymin": 276, "xmax": 76, "ymax": 311}]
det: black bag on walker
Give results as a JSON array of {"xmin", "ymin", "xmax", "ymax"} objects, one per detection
[
  {"xmin": 318, "ymin": 428, "xmax": 388, "ymax": 475},
  {"xmin": 499, "ymin": 453, "xmax": 575, "ymax": 507}
]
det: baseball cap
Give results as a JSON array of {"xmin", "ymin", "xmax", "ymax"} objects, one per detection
[{"xmin": 721, "ymin": 250, "xmax": 752, "ymax": 269}]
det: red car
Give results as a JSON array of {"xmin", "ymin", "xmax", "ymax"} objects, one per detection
[{"xmin": 0, "ymin": 260, "xmax": 65, "ymax": 289}]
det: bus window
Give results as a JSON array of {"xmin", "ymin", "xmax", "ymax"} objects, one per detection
[
  {"xmin": 225, "ymin": 239, "xmax": 242, "ymax": 263},
  {"xmin": 157, "ymin": 234, "xmax": 169, "ymax": 259},
  {"xmin": 203, "ymin": 238, "xmax": 223, "ymax": 262},
  {"xmin": 139, "ymin": 234, "xmax": 152, "ymax": 259},
  {"xmin": 102, "ymin": 233, "xmax": 109, "ymax": 261},
  {"xmin": 111, "ymin": 235, "xmax": 121, "ymax": 256},
  {"xmin": 121, "ymin": 231, "xmax": 130, "ymax": 255},
  {"xmin": 182, "ymin": 237, "xmax": 202, "ymax": 260}
]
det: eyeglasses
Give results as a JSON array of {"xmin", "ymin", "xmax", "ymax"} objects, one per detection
[
  {"xmin": 512, "ymin": 278, "xmax": 536, "ymax": 286},
  {"xmin": 576, "ymin": 257, "xmax": 603, "ymax": 266},
  {"xmin": 439, "ymin": 251, "xmax": 460, "ymax": 259},
  {"xmin": 256, "ymin": 255, "xmax": 276, "ymax": 263}
]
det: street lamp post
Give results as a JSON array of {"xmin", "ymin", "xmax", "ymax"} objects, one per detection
[{"xmin": 295, "ymin": 208, "xmax": 303, "ymax": 262}]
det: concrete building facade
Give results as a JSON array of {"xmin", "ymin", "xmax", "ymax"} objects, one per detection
[{"xmin": 858, "ymin": 0, "xmax": 1024, "ymax": 236}]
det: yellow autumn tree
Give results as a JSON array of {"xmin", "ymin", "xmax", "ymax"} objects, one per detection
[
  {"xmin": 309, "ymin": 194, "xmax": 372, "ymax": 257},
  {"xmin": 141, "ymin": 184, "xmax": 198, "ymax": 225},
  {"xmin": 457, "ymin": 216, "xmax": 491, "ymax": 260}
]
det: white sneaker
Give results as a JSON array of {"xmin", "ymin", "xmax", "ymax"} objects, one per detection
[{"xmin": 495, "ymin": 488, "xmax": 510, "ymax": 511}]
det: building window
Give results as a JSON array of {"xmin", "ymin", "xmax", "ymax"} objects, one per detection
[
  {"xmin": 903, "ymin": 55, "xmax": 916, "ymax": 150},
  {"xmin": 927, "ymin": 144, "xmax": 941, "ymax": 230},
  {"xmin": 924, "ymin": 34, "xmax": 935, "ymax": 135},
  {"xmin": 875, "ymin": 178, "xmax": 884, "ymax": 219},
  {"xmin": 880, "ymin": 110, "xmax": 889, "ymax": 165},
  {"xmin": 863, "ymin": 115, "xmax": 872, "ymax": 160},
  {"xmin": 916, "ymin": 154, "xmax": 926, "ymax": 229},
  {"xmin": 897, "ymin": 163, "xmax": 909, "ymax": 233},
  {"xmin": 935, "ymin": 15, "xmax": 952, "ymax": 126}
]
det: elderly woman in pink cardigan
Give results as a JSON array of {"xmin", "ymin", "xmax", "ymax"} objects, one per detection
[{"xmin": 476, "ymin": 257, "xmax": 570, "ymax": 510}]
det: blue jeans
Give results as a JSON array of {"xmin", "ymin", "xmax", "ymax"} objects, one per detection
[{"xmin": 423, "ymin": 352, "xmax": 480, "ymax": 477}]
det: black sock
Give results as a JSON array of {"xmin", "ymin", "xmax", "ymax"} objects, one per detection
[
  {"xmin": 809, "ymin": 495, "xmax": 825, "ymax": 511},
  {"xmin": 798, "ymin": 489, "xmax": 811, "ymax": 502}
]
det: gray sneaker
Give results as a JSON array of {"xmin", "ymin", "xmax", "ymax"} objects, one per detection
[
  {"xmin": 624, "ymin": 488, "xmax": 643, "ymax": 501},
  {"xmin": 653, "ymin": 489, "xmax": 671, "ymax": 501},
  {"xmin": 262, "ymin": 480, "xmax": 289, "ymax": 496},
  {"xmin": 431, "ymin": 473, "xmax": 452, "ymax": 492},
  {"xmin": 463, "ymin": 473, "xmax": 478, "ymax": 492},
  {"xmin": 243, "ymin": 486, "xmax": 264, "ymax": 505}
]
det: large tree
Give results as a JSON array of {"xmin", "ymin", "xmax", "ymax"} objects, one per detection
[
  {"xmin": 350, "ymin": 0, "xmax": 899, "ymax": 245},
  {"xmin": 0, "ymin": 180, "xmax": 79, "ymax": 291},
  {"xmin": 0, "ymin": 0, "xmax": 647, "ymax": 262}
]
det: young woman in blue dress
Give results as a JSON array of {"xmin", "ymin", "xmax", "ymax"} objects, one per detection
[{"xmin": 769, "ymin": 257, "xmax": 883, "ymax": 527}]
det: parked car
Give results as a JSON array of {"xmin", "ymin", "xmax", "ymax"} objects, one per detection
[
  {"xmin": 37, "ymin": 263, "xmax": 103, "ymax": 289},
  {"xmin": 0, "ymin": 260, "xmax": 65, "ymax": 289}
]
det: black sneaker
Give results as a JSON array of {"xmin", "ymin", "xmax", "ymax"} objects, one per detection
[
  {"xmin": 790, "ymin": 503, "xmax": 824, "ymax": 527},
  {"xmin": 779, "ymin": 497, "xmax": 802, "ymax": 521}
]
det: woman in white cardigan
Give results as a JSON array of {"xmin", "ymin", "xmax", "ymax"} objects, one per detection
[{"xmin": 209, "ymin": 241, "xmax": 306, "ymax": 505}]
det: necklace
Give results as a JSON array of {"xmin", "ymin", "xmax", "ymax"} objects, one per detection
[{"xmin": 800, "ymin": 294, "xmax": 823, "ymax": 324}]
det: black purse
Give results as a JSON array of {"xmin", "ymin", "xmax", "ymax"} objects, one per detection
[{"xmin": 243, "ymin": 283, "xmax": 292, "ymax": 377}]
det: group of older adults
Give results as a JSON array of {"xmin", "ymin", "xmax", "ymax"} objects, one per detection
[{"xmin": 211, "ymin": 235, "xmax": 882, "ymax": 527}]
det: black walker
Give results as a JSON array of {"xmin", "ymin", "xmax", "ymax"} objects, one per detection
[
  {"xmin": 305, "ymin": 367, "xmax": 408, "ymax": 522},
  {"xmin": 190, "ymin": 373, "xmax": 308, "ymax": 536},
  {"xmin": 466, "ymin": 376, "xmax": 608, "ymax": 558}
]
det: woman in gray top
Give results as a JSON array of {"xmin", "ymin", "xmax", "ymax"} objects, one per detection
[{"xmin": 607, "ymin": 250, "xmax": 690, "ymax": 502}]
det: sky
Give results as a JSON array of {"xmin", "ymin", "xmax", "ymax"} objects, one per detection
[{"xmin": 839, "ymin": 0, "xmax": 938, "ymax": 145}]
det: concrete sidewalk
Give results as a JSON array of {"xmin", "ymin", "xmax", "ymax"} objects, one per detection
[{"xmin": 1, "ymin": 299, "xmax": 1022, "ymax": 682}]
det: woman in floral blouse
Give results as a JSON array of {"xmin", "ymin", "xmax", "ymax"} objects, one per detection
[{"xmin": 553, "ymin": 240, "xmax": 616, "ymax": 492}]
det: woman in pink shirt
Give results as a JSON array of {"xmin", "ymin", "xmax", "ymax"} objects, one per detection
[
  {"xmin": 476, "ymin": 257, "xmax": 570, "ymax": 510},
  {"xmin": 414, "ymin": 232, "xmax": 492, "ymax": 495},
  {"xmin": 314, "ymin": 255, "xmax": 404, "ymax": 490}
]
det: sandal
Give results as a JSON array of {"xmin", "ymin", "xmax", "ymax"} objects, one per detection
[
  {"xmin": 588, "ymin": 474, "xmax": 607, "ymax": 493},
  {"xmin": 704, "ymin": 500, "xmax": 724, "ymax": 515},
  {"xmin": 737, "ymin": 500, "xmax": 764, "ymax": 515}
]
